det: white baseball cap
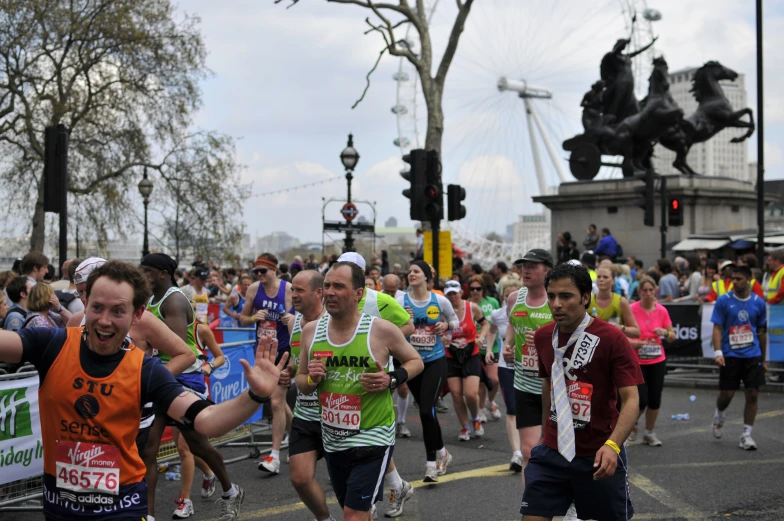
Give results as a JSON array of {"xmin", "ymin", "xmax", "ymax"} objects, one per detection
[
  {"xmin": 337, "ymin": 252, "xmax": 366, "ymax": 272},
  {"xmin": 444, "ymin": 280, "xmax": 462, "ymax": 295},
  {"xmin": 73, "ymin": 257, "xmax": 107, "ymax": 285},
  {"xmin": 567, "ymin": 259, "xmax": 583, "ymax": 267}
]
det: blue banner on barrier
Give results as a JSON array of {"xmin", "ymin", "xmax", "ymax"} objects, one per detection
[
  {"xmin": 208, "ymin": 329, "xmax": 262, "ymax": 423},
  {"xmin": 767, "ymin": 305, "xmax": 784, "ymax": 362}
]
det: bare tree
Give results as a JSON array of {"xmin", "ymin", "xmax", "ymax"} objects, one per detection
[
  {"xmin": 279, "ymin": 0, "xmax": 474, "ymax": 154},
  {"xmin": 0, "ymin": 0, "xmax": 241, "ymax": 252}
]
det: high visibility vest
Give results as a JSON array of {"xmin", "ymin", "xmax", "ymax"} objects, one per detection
[
  {"xmin": 589, "ymin": 269, "xmax": 597, "ymax": 282},
  {"xmin": 767, "ymin": 267, "xmax": 784, "ymax": 302},
  {"xmin": 713, "ymin": 278, "xmax": 758, "ymax": 298}
]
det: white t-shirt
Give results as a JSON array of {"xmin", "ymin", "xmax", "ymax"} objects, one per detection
[{"xmin": 489, "ymin": 305, "xmax": 510, "ymax": 369}]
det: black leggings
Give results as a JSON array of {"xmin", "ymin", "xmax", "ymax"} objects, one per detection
[
  {"xmin": 407, "ymin": 356, "xmax": 447, "ymax": 461},
  {"xmin": 638, "ymin": 361, "xmax": 667, "ymax": 411}
]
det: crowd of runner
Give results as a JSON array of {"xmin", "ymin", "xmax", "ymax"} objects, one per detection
[{"xmin": 0, "ymin": 242, "xmax": 776, "ymax": 521}]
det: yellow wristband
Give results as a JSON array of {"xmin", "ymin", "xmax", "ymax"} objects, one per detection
[
  {"xmin": 604, "ymin": 439, "xmax": 621, "ymax": 455},
  {"xmin": 307, "ymin": 375, "xmax": 315, "ymax": 386}
]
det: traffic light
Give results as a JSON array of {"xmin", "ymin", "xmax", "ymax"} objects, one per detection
[
  {"xmin": 634, "ymin": 168, "xmax": 655, "ymax": 227},
  {"xmin": 668, "ymin": 196, "xmax": 683, "ymax": 226},
  {"xmin": 401, "ymin": 149, "xmax": 427, "ymax": 220},
  {"xmin": 423, "ymin": 149, "xmax": 443, "ymax": 221},
  {"xmin": 447, "ymin": 184, "xmax": 467, "ymax": 220}
]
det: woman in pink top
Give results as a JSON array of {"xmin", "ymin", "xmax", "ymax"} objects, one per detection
[{"xmin": 629, "ymin": 276, "xmax": 675, "ymax": 447}]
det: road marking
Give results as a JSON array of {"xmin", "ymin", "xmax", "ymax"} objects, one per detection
[
  {"xmin": 628, "ymin": 473, "xmax": 702, "ymax": 519},
  {"xmin": 665, "ymin": 409, "xmax": 784, "ymax": 439},
  {"xmin": 238, "ymin": 463, "xmax": 511, "ymax": 519},
  {"xmin": 640, "ymin": 457, "xmax": 784, "ymax": 470}
]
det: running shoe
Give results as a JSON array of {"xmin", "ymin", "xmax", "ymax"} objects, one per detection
[
  {"xmin": 423, "ymin": 465, "xmax": 439, "ymax": 483},
  {"xmin": 172, "ymin": 495, "xmax": 194, "ymax": 519},
  {"xmin": 509, "ymin": 453, "xmax": 523, "ymax": 473},
  {"xmin": 396, "ymin": 423, "xmax": 411, "ymax": 438},
  {"xmin": 458, "ymin": 428, "xmax": 471, "ymax": 441},
  {"xmin": 739, "ymin": 433, "xmax": 758, "ymax": 450},
  {"xmin": 216, "ymin": 485, "xmax": 244, "ymax": 521},
  {"xmin": 642, "ymin": 432, "xmax": 662, "ymax": 447},
  {"xmin": 200, "ymin": 474, "xmax": 217, "ymax": 498},
  {"xmin": 257, "ymin": 455, "xmax": 280, "ymax": 474},
  {"xmin": 437, "ymin": 450, "xmax": 452, "ymax": 476},
  {"xmin": 471, "ymin": 420, "xmax": 484, "ymax": 438},
  {"xmin": 435, "ymin": 397, "xmax": 448, "ymax": 412},
  {"xmin": 712, "ymin": 416, "xmax": 724, "ymax": 439},
  {"xmin": 477, "ymin": 409, "xmax": 488, "ymax": 423},
  {"xmin": 385, "ymin": 480, "xmax": 414, "ymax": 517},
  {"xmin": 372, "ymin": 504, "xmax": 379, "ymax": 521},
  {"xmin": 563, "ymin": 503, "xmax": 580, "ymax": 521},
  {"xmin": 488, "ymin": 401, "xmax": 502, "ymax": 420},
  {"xmin": 628, "ymin": 424, "xmax": 638, "ymax": 442}
]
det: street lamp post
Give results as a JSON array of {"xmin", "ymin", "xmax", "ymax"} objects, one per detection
[
  {"xmin": 137, "ymin": 168, "xmax": 154, "ymax": 259},
  {"xmin": 340, "ymin": 134, "xmax": 360, "ymax": 252}
]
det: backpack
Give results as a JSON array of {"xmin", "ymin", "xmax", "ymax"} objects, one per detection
[
  {"xmin": 615, "ymin": 242, "xmax": 624, "ymax": 259},
  {"xmin": 55, "ymin": 290, "xmax": 77, "ymax": 310}
]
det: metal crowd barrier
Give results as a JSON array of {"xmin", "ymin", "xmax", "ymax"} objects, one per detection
[{"xmin": 0, "ymin": 335, "xmax": 279, "ymax": 513}]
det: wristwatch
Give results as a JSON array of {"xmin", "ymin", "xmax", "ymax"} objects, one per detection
[
  {"xmin": 207, "ymin": 362, "xmax": 216, "ymax": 371},
  {"xmin": 389, "ymin": 375, "xmax": 399, "ymax": 390}
]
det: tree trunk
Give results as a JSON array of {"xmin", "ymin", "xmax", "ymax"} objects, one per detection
[
  {"xmin": 423, "ymin": 82, "xmax": 444, "ymax": 154},
  {"xmin": 30, "ymin": 177, "xmax": 46, "ymax": 252}
]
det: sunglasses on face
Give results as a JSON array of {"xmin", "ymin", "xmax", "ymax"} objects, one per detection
[
  {"xmin": 469, "ymin": 286, "xmax": 483, "ymax": 292},
  {"xmin": 254, "ymin": 268, "xmax": 269, "ymax": 275}
]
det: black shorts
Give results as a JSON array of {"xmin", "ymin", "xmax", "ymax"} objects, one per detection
[
  {"xmin": 719, "ymin": 356, "xmax": 766, "ymax": 390},
  {"xmin": 447, "ymin": 353, "xmax": 481, "ymax": 379},
  {"xmin": 289, "ymin": 418, "xmax": 324, "ymax": 459},
  {"xmin": 515, "ymin": 389, "xmax": 543, "ymax": 429},
  {"xmin": 275, "ymin": 346, "xmax": 292, "ymax": 366},
  {"xmin": 521, "ymin": 444, "xmax": 634, "ymax": 521},
  {"xmin": 498, "ymin": 367, "xmax": 516, "ymax": 416},
  {"xmin": 324, "ymin": 445, "xmax": 393, "ymax": 511}
]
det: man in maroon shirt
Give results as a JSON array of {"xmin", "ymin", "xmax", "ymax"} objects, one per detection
[{"xmin": 521, "ymin": 263, "xmax": 643, "ymax": 521}]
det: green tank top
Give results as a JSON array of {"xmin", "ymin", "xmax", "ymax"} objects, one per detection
[
  {"xmin": 509, "ymin": 287, "xmax": 552, "ymax": 395},
  {"xmin": 310, "ymin": 313, "xmax": 395, "ymax": 452},
  {"xmin": 291, "ymin": 313, "xmax": 320, "ymax": 422},
  {"xmin": 590, "ymin": 293, "xmax": 623, "ymax": 324},
  {"xmin": 146, "ymin": 287, "xmax": 199, "ymax": 362}
]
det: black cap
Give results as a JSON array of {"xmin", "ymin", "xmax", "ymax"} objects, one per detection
[
  {"xmin": 194, "ymin": 269, "xmax": 210, "ymax": 280},
  {"xmin": 515, "ymin": 249, "xmax": 554, "ymax": 268},
  {"xmin": 141, "ymin": 253, "xmax": 178, "ymax": 286},
  {"xmin": 580, "ymin": 251, "xmax": 597, "ymax": 269}
]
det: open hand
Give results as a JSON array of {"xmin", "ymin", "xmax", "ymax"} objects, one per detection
[{"xmin": 240, "ymin": 336, "xmax": 288, "ymax": 399}]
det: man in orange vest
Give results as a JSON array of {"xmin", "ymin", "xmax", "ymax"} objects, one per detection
[
  {"xmin": 0, "ymin": 261, "xmax": 287, "ymax": 521},
  {"xmin": 706, "ymin": 261, "xmax": 764, "ymax": 302}
]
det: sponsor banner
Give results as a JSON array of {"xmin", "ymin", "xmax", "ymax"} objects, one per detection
[
  {"xmin": 700, "ymin": 303, "xmax": 715, "ymax": 358},
  {"xmin": 661, "ymin": 303, "xmax": 703, "ymax": 358},
  {"xmin": 209, "ymin": 329, "xmax": 263, "ymax": 424},
  {"xmin": 767, "ymin": 305, "xmax": 784, "ymax": 362},
  {"xmin": 0, "ymin": 375, "xmax": 44, "ymax": 485}
]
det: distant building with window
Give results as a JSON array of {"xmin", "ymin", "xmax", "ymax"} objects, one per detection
[{"xmin": 512, "ymin": 213, "xmax": 549, "ymax": 250}]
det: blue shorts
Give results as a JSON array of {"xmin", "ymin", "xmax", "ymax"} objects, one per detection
[
  {"xmin": 324, "ymin": 445, "xmax": 393, "ymax": 511},
  {"xmin": 521, "ymin": 444, "xmax": 634, "ymax": 521},
  {"xmin": 498, "ymin": 367, "xmax": 516, "ymax": 416}
]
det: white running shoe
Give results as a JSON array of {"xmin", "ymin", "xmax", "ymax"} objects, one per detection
[
  {"xmin": 458, "ymin": 428, "xmax": 470, "ymax": 441},
  {"xmin": 437, "ymin": 450, "xmax": 452, "ymax": 476},
  {"xmin": 642, "ymin": 432, "xmax": 662, "ymax": 447},
  {"xmin": 739, "ymin": 433, "xmax": 757, "ymax": 450},
  {"xmin": 477, "ymin": 410, "xmax": 488, "ymax": 423},
  {"xmin": 509, "ymin": 453, "xmax": 523, "ymax": 473},
  {"xmin": 172, "ymin": 496, "xmax": 194, "ymax": 519},
  {"xmin": 257, "ymin": 455, "xmax": 280, "ymax": 474},
  {"xmin": 628, "ymin": 424, "xmax": 638, "ymax": 442},
  {"xmin": 488, "ymin": 402, "xmax": 502, "ymax": 420},
  {"xmin": 385, "ymin": 480, "xmax": 414, "ymax": 517},
  {"xmin": 423, "ymin": 465, "xmax": 439, "ymax": 483},
  {"xmin": 371, "ymin": 504, "xmax": 379, "ymax": 520},
  {"xmin": 712, "ymin": 416, "xmax": 724, "ymax": 439},
  {"xmin": 471, "ymin": 420, "xmax": 484, "ymax": 438},
  {"xmin": 216, "ymin": 485, "xmax": 244, "ymax": 521},
  {"xmin": 396, "ymin": 423, "xmax": 412, "ymax": 438},
  {"xmin": 563, "ymin": 502, "xmax": 581, "ymax": 521},
  {"xmin": 200, "ymin": 474, "xmax": 217, "ymax": 498}
]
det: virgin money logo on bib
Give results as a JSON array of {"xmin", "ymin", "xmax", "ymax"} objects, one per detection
[
  {"xmin": 426, "ymin": 306, "xmax": 441, "ymax": 320},
  {"xmin": 0, "ymin": 387, "xmax": 32, "ymax": 440}
]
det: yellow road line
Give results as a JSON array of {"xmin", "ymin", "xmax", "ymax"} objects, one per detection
[
  {"xmin": 641, "ymin": 457, "xmax": 784, "ymax": 470},
  {"xmin": 238, "ymin": 463, "xmax": 512, "ymax": 519},
  {"xmin": 628, "ymin": 473, "xmax": 702, "ymax": 519}
]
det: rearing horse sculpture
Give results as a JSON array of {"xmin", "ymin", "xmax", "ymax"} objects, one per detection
[{"xmin": 658, "ymin": 61, "xmax": 755, "ymax": 176}]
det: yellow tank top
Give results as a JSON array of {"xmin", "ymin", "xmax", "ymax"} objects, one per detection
[{"xmin": 590, "ymin": 293, "xmax": 622, "ymax": 324}]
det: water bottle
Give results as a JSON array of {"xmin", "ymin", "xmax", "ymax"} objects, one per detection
[
  {"xmin": 591, "ymin": 307, "xmax": 598, "ymax": 317},
  {"xmin": 173, "ymin": 464, "xmax": 181, "ymax": 474},
  {"xmin": 681, "ymin": 413, "xmax": 690, "ymax": 421},
  {"xmin": 157, "ymin": 462, "xmax": 169, "ymax": 473},
  {"xmin": 165, "ymin": 472, "xmax": 181, "ymax": 481},
  {"xmin": 689, "ymin": 395, "xmax": 696, "ymax": 402}
]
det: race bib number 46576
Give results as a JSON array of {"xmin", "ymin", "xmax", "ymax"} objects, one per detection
[{"xmin": 55, "ymin": 441, "xmax": 120, "ymax": 497}]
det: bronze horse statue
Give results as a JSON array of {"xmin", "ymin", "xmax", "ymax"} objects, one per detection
[{"xmin": 658, "ymin": 61, "xmax": 755, "ymax": 176}]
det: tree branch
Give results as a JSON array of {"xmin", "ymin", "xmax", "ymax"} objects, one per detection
[
  {"xmin": 351, "ymin": 46, "xmax": 386, "ymax": 109},
  {"xmin": 435, "ymin": 0, "xmax": 473, "ymax": 86}
]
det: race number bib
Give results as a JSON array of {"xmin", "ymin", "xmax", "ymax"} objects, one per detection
[
  {"xmin": 55, "ymin": 441, "xmax": 121, "ymax": 499},
  {"xmin": 258, "ymin": 320, "xmax": 277, "ymax": 339},
  {"xmin": 520, "ymin": 343, "xmax": 539, "ymax": 377},
  {"xmin": 729, "ymin": 324, "xmax": 754, "ymax": 349},
  {"xmin": 320, "ymin": 393, "xmax": 361, "ymax": 437},
  {"xmin": 638, "ymin": 340, "xmax": 663, "ymax": 360},
  {"xmin": 567, "ymin": 381, "xmax": 593, "ymax": 429},
  {"xmin": 411, "ymin": 325, "xmax": 437, "ymax": 350}
]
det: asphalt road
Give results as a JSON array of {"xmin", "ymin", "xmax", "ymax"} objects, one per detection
[{"xmin": 8, "ymin": 386, "xmax": 784, "ymax": 520}]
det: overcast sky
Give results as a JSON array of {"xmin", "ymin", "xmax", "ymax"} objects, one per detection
[{"xmin": 182, "ymin": 0, "xmax": 784, "ymax": 245}]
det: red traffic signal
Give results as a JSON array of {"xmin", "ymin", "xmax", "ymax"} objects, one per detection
[{"xmin": 668, "ymin": 197, "xmax": 683, "ymax": 226}]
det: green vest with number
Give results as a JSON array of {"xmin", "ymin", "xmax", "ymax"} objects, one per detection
[
  {"xmin": 509, "ymin": 287, "xmax": 552, "ymax": 395},
  {"xmin": 146, "ymin": 287, "xmax": 199, "ymax": 367},
  {"xmin": 310, "ymin": 313, "xmax": 395, "ymax": 452},
  {"xmin": 291, "ymin": 313, "xmax": 320, "ymax": 422}
]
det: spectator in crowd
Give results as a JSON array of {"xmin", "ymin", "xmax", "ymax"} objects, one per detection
[
  {"xmin": 50, "ymin": 259, "xmax": 75, "ymax": 291},
  {"xmin": 306, "ymin": 254, "xmax": 319, "ymax": 270},
  {"xmin": 655, "ymin": 258, "xmax": 680, "ymax": 301},
  {"xmin": 583, "ymin": 223, "xmax": 599, "ymax": 251},
  {"xmin": 381, "ymin": 274, "xmax": 404, "ymax": 299},
  {"xmin": 0, "ymin": 270, "xmax": 16, "ymax": 297},
  {"xmin": 580, "ymin": 251, "xmax": 598, "ymax": 292},
  {"xmin": 22, "ymin": 283, "xmax": 71, "ymax": 329},
  {"xmin": 680, "ymin": 254, "xmax": 703, "ymax": 301},
  {"xmin": 393, "ymin": 262, "xmax": 402, "ymax": 276},
  {"xmin": 368, "ymin": 265, "xmax": 382, "ymax": 285},
  {"xmin": 290, "ymin": 255, "xmax": 304, "ymax": 274},
  {"xmin": 557, "ymin": 232, "xmax": 573, "ymax": 264},
  {"xmin": 681, "ymin": 259, "xmax": 718, "ymax": 304},
  {"xmin": 20, "ymin": 251, "xmax": 49, "ymax": 286},
  {"xmin": 415, "ymin": 228, "xmax": 425, "ymax": 259},
  {"xmin": 496, "ymin": 261, "xmax": 521, "ymax": 298},
  {"xmin": 707, "ymin": 260, "xmax": 764, "ymax": 302},
  {"xmin": 566, "ymin": 240, "xmax": 580, "ymax": 261},
  {"xmin": 278, "ymin": 263, "xmax": 292, "ymax": 282},
  {"xmin": 766, "ymin": 249, "xmax": 784, "ymax": 305},
  {"xmin": 174, "ymin": 268, "xmax": 185, "ymax": 287},
  {"xmin": 471, "ymin": 263, "xmax": 484, "ymax": 276},
  {"xmin": 192, "ymin": 254, "xmax": 206, "ymax": 268},
  {"xmin": 594, "ymin": 227, "xmax": 619, "ymax": 260},
  {"xmin": 0, "ymin": 292, "xmax": 7, "ymax": 327},
  {"xmin": 365, "ymin": 276, "xmax": 377, "ymax": 289},
  {"xmin": 43, "ymin": 264, "xmax": 56, "ymax": 284},
  {"xmin": 54, "ymin": 259, "xmax": 85, "ymax": 315},
  {"xmin": 4, "ymin": 276, "xmax": 31, "ymax": 331},
  {"xmin": 381, "ymin": 250, "xmax": 390, "ymax": 275}
]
